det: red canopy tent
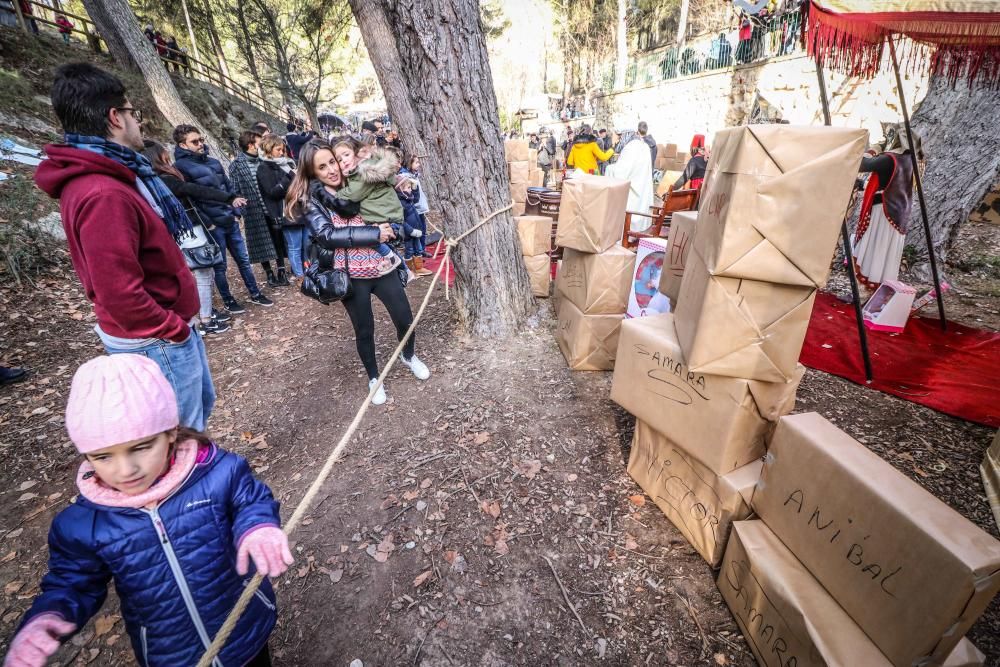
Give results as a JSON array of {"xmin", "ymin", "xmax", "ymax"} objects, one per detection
[{"xmin": 802, "ymin": 0, "xmax": 1000, "ymax": 380}]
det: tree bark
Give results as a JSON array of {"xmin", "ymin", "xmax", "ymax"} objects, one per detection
[
  {"xmin": 81, "ymin": 0, "xmax": 229, "ymax": 166},
  {"xmin": 179, "ymin": 0, "xmax": 202, "ymax": 64},
  {"xmin": 232, "ymin": 0, "xmax": 267, "ymax": 101},
  {"xmin": 908, "ymin": 73, "xmax": 1000, "ymax": 279},
  {"xmin": 676, "ymin": 0, "xmax": 690, "ymax": 45},
  {"xmin": 614, "ymin": 0, "xmax": 627, "ymax": 90},
  {"xmin": 200, "ymin": 0, "xmax": 232, "ymax": 92},
  {"xmin": 349, "ymin": 0, "xmax": 534, "ymax": 337}
]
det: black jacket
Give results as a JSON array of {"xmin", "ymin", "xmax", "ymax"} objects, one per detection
[
  {"xmin": 158, "ymin": 173, "xmax": 237, "ymax": 217},
  {"xmin": 173, "ymin": 146, "xmax": 237, "ymax": 227},
  {"xmin": 298, "ymin": 182, "xmax": 373, "ymax": 269},
  {"xmin": 256, "ymin": 161, "xmax": 296, "ymax": 226}
]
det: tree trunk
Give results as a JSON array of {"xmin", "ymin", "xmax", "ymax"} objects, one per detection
[
  {"xmin": 676, "ymin": 0, "xmax": 690, "ymax": 45},
  {"xmin": 908, "ymin": 73, "xmax": 1000, "ymax": 279},
  {"xmin": 349, "ymin": 0, "xmax": 534, "ymax": 337},
  {"xmin": 614, "ymin": 0, "xmax": 626, "ymax": 89},
  {"xmin": 233, "ymin": 0, "xmax": 266, "ymax": 101},
  {"xmin": 201, "ymin": 0, "xmax": 231, "ymax": 92},
  {"xmin": 81, "ymin": 0, "xmax": 228, "ymax": 166},
  {"xmin": 179, "ymin": 0, "xmax": 201, "ymax": 64}
]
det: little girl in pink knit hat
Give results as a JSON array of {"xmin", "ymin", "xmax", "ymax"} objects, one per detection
[{"xmin": 4, "ymin": 354, "xmax": 291, "ymax": 667}]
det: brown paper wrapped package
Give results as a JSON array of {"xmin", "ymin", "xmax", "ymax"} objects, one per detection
[
  {"xmin": 657, "ymin": 211, "xmax": 696, "ymax": 304},
  {"xmin": 659, "ymin": 143, "xmax": 678, "ymax": 159},
  {"xmin": 556, "ymin": 245, "xmax": 635, "ymax": 315},
  {"xmin": 628, "ymin": 420, "xmax": 759, "ymax": 566},
  {"xmin": 674, "ymin": 246, "xmax": 817, "ymax": 383},
  {"xmin": 719, "ymin": 520, "xmax": 900, "ymax": 667},
  {"xmin": 610, "ymin": 313, "xmax": 802, "ymax": 475},
  {"xmin": 504, "ymin": 139, "xmax": 529, "ymax": 162},
  {"xmin": 654, "ymin": 158, "xmax": 669, "ymax": 171},
  {"xmin": 555, "ymin": 298, "xmax": 622, "ymax": 371},
  {"xmin": 529, "ymin": 170, "xmax": 544, "ymax": 187},
  {"xmin": 697, "ymin": 125, "xmax": 867, "ymax": 287},
  {"xmin": 655, "ymin": 171, "xmax": 684, "ymax": 197},
  {"xmin": 510, "ymin": 182, "xmax": 528, "ymax": 204},
  {"xmin": 522, "ymin": 254, "xmax": 550, "ymax": 298},
  {"xmin": 513, "ymin": 201, "xmax": 525, "ymax": 216},
  {"xmin": 981, "ymin": 429, "xmax": 1000, "ymax": 532},
  {"xmin": 516, "ymin": 216, "xmax": 553, "ymax": 256},
  {"xmin": 752, "ymin": 413, "xmax": 1000, "ymax": 666},
  {"xmin": 509, "ymin": 160, "xmax": 530, "ymax": 184},
  {"xmin": 555, "ymin": 174, "xmax": 630, "ymax": 253},
  {"xmin": 528, "ymin": 148, "xmax": 538, "ymax": 164}
]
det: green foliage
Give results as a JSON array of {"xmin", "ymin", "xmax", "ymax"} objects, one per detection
[{"xmin": 480, "ymin": 0, "xmax": 510, "ymax": 39}]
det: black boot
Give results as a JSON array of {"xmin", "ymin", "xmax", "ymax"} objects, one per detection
[
  {"xmin": 276, "ymin": 267, "xmax": 290, "ymax": 286},
  {"xmin": 266, "ymin": 269, "xmax": 280, "ymax": 288},
  {"xmin": 0, "ymin": 366, "xmax": 28, "ymax": 386}
]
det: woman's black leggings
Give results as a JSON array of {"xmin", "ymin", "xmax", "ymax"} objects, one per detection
[{"xmin": 341, "ymin": 272, "xmax": 415, "ymax": 379}]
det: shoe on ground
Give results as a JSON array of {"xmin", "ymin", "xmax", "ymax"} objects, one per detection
[
  {"xmin": 266, "ymin": 272, "xmax": 280, "ymax": 288},
  {"xmin": 415, "ymin": 267, "xmax": 433, "ymax": 276},
  {"xmin": 202, "ymin": 316, "xmax": 230, "ymax": 335},
  {"xmin": 368, "ymin": 378, "xmax": 387, "ymax": 405},
  {"xmin": 277, "ymin": 269, "xmax": 291, "ymax": 286},
  {"xmin": 401, "ymin": 355, "xmax": 430, "ymax": 380},
  {"xmin": 212, "ymin": 308, "xmax": 232, "ymax": 323},
  {"xmin": 250, "ymin": 293, "xmax": 274, "ymax": 307},
  {"xmin": 223, "ymin": 299, "xmax": 246, "ymax": 314},
  {"xmin": 0, "ymin": 366, "xmax": 29, "ymax": 386}
]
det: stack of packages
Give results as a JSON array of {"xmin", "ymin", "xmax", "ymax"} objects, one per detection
[
  {"xmin": 517, "ymin": 215, "xmax": 553, "ymax": 298},
  {"xmin": 611, "ymin": 125, "xmax": 867, "ymax": 566},
  {"xmin": 528, "ymin": 147, "xmax": 544, "ymax": 187},
  {"xmin": 655, "ymin": 143, "xmax": 688, "ymax": 197},
  {"xmin": 722, "ymin": 412, "xmax": 1000, "ymax": 666},
  {"xmin": 656, "ymin": 210, "xmax": 696, "ymax": 308},
  {"xmin": 504, "ymin": 139, "xmax": 530, "ymax": 215},
  {"xmin": 613, "ymin": 124, "xmax": 1000, "ymax": 664},
  {"xmin": 551, "ymin": 173, "xmax": 633, "ymax": 371}
]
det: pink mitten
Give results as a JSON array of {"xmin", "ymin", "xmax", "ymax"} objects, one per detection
[
  {"xmin": 3, "ymin": 613, "xmax": 76, "ymax": 667},
  {"xmin": 236, "ymin": 526, "xmax": 293, "ymax": 577}
]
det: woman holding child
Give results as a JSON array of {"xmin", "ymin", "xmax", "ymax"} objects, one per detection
[{"xmin": 285, "ymin": 140, "xmax": 430, "ymax": 406}]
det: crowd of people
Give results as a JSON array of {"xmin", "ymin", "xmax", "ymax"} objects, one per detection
[
  {"xmin": 143, "ymin": 23, "xmax": 190, "ymax": 74},
  {"xmin": 1, "ymin": 60, "xmax": 443, "ymax": 667}
]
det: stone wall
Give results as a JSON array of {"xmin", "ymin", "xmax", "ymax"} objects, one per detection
[{"xmin": 593, "ymin": 52, "xmax": 928, "ymax": 149}]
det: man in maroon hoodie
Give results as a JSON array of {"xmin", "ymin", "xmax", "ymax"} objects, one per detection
[{"xmin": 35, "ymin": 63, "xmax": 215, "ymax": 431}]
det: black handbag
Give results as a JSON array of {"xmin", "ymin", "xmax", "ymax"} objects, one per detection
[
  {"xmin": 178, "ymin": 205, "xmax": 224, "ymax": 270},
  {"xmin": 301, "ymin": 247, "xmax": 353, "ymax": 304}
]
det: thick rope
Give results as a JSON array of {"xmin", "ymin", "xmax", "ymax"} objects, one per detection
[{"xmin": 196, "ymin": 202, "xmax": 512, "ymax": 667}]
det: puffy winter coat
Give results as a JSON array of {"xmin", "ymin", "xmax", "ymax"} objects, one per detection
[
  {"xmin": 173, "ymin": 146, "xmax": 237, "ymax": 227},
  {"xmin": 566, "ymin": 135, "xmax": 615, "ymax": 174},
  {"xmin": 22, "ymin": 445, "xmax": 279, "ymax": 667},
  {"xmin": 336, "ymin": 148, "xmax": 404, "ymax": 222}
]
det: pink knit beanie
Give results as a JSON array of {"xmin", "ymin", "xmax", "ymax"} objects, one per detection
[{"xmin": 65, "ymin": 355, "xmax": 179, "ymax": 454}]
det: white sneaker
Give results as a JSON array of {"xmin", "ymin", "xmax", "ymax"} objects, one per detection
[
  {"xmin": 368, "ymin": 378, "xmax": 387, "ymax": 405},
  {"xmin": 401, "ymin": 355, "xmax": 430, "ymax": 380}
]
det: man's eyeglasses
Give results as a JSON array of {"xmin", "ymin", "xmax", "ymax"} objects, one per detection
[
  {"xmin": 115, "ymin": 107, "xmax": 143, "ymax": 123},
  {"xmin": 187, "ymin": 138, "xmax": 205, "ymax": 146}
]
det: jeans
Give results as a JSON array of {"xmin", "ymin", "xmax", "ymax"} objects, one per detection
[
  {"xmin": 282, "ymin": 226, "xmax": 309, "ymax": 277},
  {"xmin": 102, "ymin": 327, "xmax": 215, "ymax": 431},
  {"xmin": 192, "ymin": 267, "xmax": 214, "ymax": 320},
  {"xmin": 210, "ymin": 224, "xmax": 261, "ymax": 301},
  {"xmin": 404, "ymin": 217, "xmax": 427, "ymax": 260}
]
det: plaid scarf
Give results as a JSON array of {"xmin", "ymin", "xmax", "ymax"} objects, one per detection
[{"xmin": 66, "ymin": 134, "xmax": 193, "ymax": 240}]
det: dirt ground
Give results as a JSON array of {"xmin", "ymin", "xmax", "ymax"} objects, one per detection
[{"xmin": 1, "ymin": 231, "xmax": 998, "ymax": 666}]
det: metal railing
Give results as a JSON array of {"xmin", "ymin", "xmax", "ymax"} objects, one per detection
[
  {"xmin": 600, "ymin": 7, "xmax": 805, "ymax": 92},
  {"xmin": 6, "ymin": 0, "xmax": 283, "ymax": 119}
]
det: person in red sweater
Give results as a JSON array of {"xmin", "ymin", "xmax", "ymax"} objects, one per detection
[{"xmin": 34, "ymin": 62, "xmax": 215, "ymax": 431}]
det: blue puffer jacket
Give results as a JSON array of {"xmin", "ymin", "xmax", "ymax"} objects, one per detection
[
  {"xmin": 173, "ymin": 146, "xmax": 238, "ymax": 227},
  {"xmin": 22, "ymin": 444, "xmax": 279, "ymax": 667}
]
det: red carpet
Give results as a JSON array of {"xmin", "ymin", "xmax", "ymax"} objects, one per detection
[
  {"xmin": 800, "ymin": 292, "xmax": 1000, "ymax": 428},
  {"xmin": 421, "ymin": 243, "xmax": 455, "ymax": 285}
]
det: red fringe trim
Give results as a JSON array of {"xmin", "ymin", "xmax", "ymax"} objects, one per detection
[{"xmin": 807, "ymin": 3, "xmax": 1000, "ymax": 87}]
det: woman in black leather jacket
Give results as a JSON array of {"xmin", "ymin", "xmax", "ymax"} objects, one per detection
[{"xmin": 286, "ymin": 140, "xmax": 431, "ymax": 406}]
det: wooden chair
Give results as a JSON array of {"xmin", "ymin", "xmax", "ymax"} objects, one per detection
[{"xmin": 621, "ymin": 186, "xmax": 700, "ymax": 249}]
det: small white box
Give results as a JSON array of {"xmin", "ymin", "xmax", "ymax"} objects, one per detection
[
  {"xmin": 863, "ymin": 280, "xmax": 916, "ymax": 333},
  {"xmin": 626, "ymin": 237, "xmax": 670, "ymax": 319}
]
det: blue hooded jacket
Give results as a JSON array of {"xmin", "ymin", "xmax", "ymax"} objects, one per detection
[
  {"xmin": 22, "ymin": 445, "xmax": 279, "ymax": 667},
  {"xmin": 173, "ymin": 146, "xmax": 239, "ymax": 228}
]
